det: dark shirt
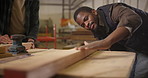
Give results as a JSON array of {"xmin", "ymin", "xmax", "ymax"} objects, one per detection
[
  {"xmin": 98, "ymin": 3, "xmax": 142, "ymax": 39},
  {"xmin": 0, "ymin": 0, "xmax": 39, "ymax": 41},
  {"xmin": 95, "ymin": 3, "xmax": 148, "ymax": 52},
  {"xmin": 111, "ymin": 4, "xmax": 142, "ymax": 36}
]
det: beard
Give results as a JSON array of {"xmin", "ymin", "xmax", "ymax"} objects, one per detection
[
  {"xmin": 90, "ymin": 14, "xmax": 109, "ymax": 39},
  {"xmin": 91, "ymin": 24, "xmax": 109, "ymax": 40}
]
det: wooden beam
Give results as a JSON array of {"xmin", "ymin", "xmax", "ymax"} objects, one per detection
[
  {"xmin": 0, "ymin": 48, "xmax": 96, "ymax": 78},
  {"xmin": 56, "ymin": 51, "xmax": 135, "ymax": 78},
  {"xmin": 0, "ymin": 49, "xmax": 48, "ymax": 64}
]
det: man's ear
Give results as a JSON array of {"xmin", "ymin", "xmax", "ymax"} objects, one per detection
[{"xmin": 91, "ymin": 9, "xmax": 97, "ymax": 15}]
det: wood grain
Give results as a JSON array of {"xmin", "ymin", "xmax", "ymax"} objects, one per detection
[
  {"xmin": 56, "ymin": 51, "xmax": 135, "ymax": 78},
  {"xmin": 0, "ymin": 49, "xmax": 48, "ymax": 64},
  {"xmin": 0, "ymin": 49, "xmax": 135, "ymax": 78},
  {"xmin": 0, "ymin": 48, "xmax": 96, "ymax": 78}
]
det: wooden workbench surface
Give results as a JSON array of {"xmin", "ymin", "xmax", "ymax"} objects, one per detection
[
  {"xmin": 56, "ymin": 51, "xmax": 135, "ymax": 78},
  {"xmin": 0, "ymin": 49, "xmax": 135, "ymax": 78}
]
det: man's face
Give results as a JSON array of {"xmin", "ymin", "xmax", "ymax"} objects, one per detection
[{"xmin": 76, "ymin": 11, "xmax": 98, "ymax": 31}]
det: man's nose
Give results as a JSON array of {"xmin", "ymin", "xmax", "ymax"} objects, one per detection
[{"xmin": 84, "ymin": 21, "xmax": 89, "ymax": 29}]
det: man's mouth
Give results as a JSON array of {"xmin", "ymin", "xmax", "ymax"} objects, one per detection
[{"xmin": 89, "ymin": 22, "xmax": 95, "ymax": 30}]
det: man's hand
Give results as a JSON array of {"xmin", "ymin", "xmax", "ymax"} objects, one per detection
[
  {"xmin": 84, "ymin": 41, "xmax": 89, "ymax": 45},
  {"xmin": 28, "ymin": 38, "xmax": 35, "ymax": 49},
  {"xmin": 75, "ymin": 41, "xmax": 96, "ymax": 51},
  {"xmin": 75, "ymin": 40, "xmax": 110, "ymax": 51},
  {"xmin": 75, "ymin": 41, "xmax": 94, "ymax": 51},
  {"xmin": 0, "ymin": 35, "xmax": 12, "ymax": 44}
]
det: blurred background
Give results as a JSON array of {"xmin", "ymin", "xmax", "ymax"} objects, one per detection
[{"xmin": 37, "ymin": 0, "xmax": 148, "ymax": 49}]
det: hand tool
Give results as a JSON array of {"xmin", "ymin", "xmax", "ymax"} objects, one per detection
[{"xmin": 8, "ymin": 34, "xmax": 28, "ymax": 54}]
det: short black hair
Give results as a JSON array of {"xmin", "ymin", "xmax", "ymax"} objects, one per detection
[{"xmin": 73, "ymin": 6, "xmax": 93, "ymax": 21}]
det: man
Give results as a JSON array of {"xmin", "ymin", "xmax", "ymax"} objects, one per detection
[
  {"xmin": 0, "ymin": 0, "xmax": 39, "ymax": 44},
  {"xmin": 74, "ymin": 3, "xmax": 148, "ymax": 78}
]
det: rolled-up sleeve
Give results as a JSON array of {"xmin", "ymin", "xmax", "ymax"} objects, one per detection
[{"xmin": 111, "ymin": 4, "xmax": 142, "ymax": 35}]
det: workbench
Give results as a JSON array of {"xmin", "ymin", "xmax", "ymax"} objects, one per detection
[
  {"xmin": 56, "ymin": 51, "xmax": 135, "ymax": 78},
  {"xmin": 0, "ymin": 46, "xmax": 135, "ymax": 78}
]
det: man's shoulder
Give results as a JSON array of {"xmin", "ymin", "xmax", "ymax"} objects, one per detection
[
  {"xmin": 97, "ymin": 3, "xmax": 115, "ymax": 11},
  {"xmin": 98, "ymin": 3, "xmax": 129, "ymax": 9}
]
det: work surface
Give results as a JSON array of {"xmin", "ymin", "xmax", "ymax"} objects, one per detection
[
  {"xmin": 0, "ymin": 49, "xmax": 135, "ymax": 78},
  {"xmin": 56, "ymin": 51, "xmax": 135, "ymax": 78}
]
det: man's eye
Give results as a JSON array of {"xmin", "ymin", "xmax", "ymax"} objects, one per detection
[
  {"xmin": 84, "ymin": 16, "xmax": 88, "ymax": 21},
  {"xmin": 81, "ymin": 23, "xmax": 85, "ymax": 27}
]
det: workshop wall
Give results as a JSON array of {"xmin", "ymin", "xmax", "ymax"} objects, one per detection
[
  {"xmin": 81, "ymin": 0, "xmax": 148, "ymax": 11},
  {"xmin": 39, "ymin": 0, "xmax": 148, "ymax": 26},
  {"xmin": 39, "ymin": 0, "xmax": 148, "ymax": 36}
]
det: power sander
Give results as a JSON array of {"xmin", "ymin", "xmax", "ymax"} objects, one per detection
[{"xmin": 8, "ymin": 34, "xmax": 28, "ymax": 55}]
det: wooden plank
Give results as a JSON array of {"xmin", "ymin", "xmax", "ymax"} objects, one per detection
[
  {"xmin": 0, "ymin": 48, "xmax": 96, "ymax": 78},
  {"xmin": 0, "ymin": 49, "xmax": 48, "ymax": 64},
  {"xmin": 56, "ymin": 51, "xmax": 135, "ymax": 78},
  {"xmin": 0, "ymin": 53, "xmax": 13, "ymax": 58},
  {"xmin": 0, "ymin": 47, "xmax": 7, "ymax": 54},
  {"xmin": 0, "ymin": 45, "xmax": 13, "ymax": 58}
]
